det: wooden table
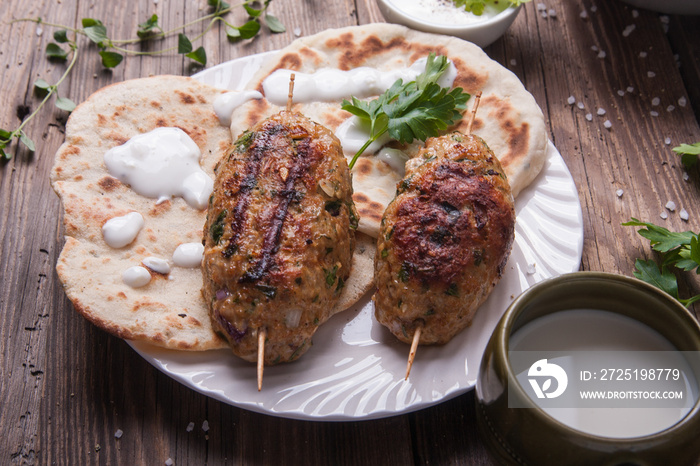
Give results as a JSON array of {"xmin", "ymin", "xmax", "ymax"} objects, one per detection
[{"xmin": 1, "ymin": 0, "xmax": 698, "ymax": 464}]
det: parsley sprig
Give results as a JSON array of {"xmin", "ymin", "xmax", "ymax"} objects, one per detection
[
  {"xmin": 623, "ymin": 218, "xmax": 700, "ymax": 307},
  {"xmin": 452, "ymin": 0, "xmax": 531, "ymax": 16},
  {"xmin": 341, "ymin": 53, "xmax": 470, "ymax": 169},
  {"xmin": 2, "ymin": 0, "xmax": 284, "ymax": 160}
]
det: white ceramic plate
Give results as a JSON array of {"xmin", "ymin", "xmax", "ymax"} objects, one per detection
[{"xmin": 129, "ymin": 53, "xmax": 584, "ymax": 421}]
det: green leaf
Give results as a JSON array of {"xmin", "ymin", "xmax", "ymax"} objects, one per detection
[
  {"xmin": 265, "ymin": 14, "xmax": 285, "ymax": 33},
  {"xmin": 55, "ymin": 97, "xmax": 77, "ymax": 112},
  {"xmin": 226, "ymin": 26, "xmax": 241, "ymax": 40},
  {"xmin": 185, "ymin": 46, "xmax": 207, "ymax": 65},
  {"xmin": 81, "ymin": 18, "xmax": 104, "ymax": 28},
  {"xmin": 633, "ymin": 259, "xmax": 678, "ymax": 298},
  {"xmin": 34, "ymin": 78, "xmax": 52, "ymax": 91},
  {"xmin": 239, "ymin": 20, "xmax": 261, "ymax": 39},
  {"xmin": 83, "ymin": 23, "xmax": 108, "ymax": 46},
  {"xmin": 53, "ymin": 29, "xmax": 69, "ymax": 43},
  {"xmin": 673, "ymin": 142, "xmax": 700, "ymax": 169},
  {"xmin": 137, "ymin": 14, "xmax": 161, "ymax": 39},
  {"xmin": 208, "ymin": 0, "xmax": 230, "ymax": 13},
  {"xmin": 622, "ymin": 218, "xmax": 696, "ymax": 253},
  {"xmin": 178, "ymin": 33, "xmax": 193, "ymax": 54},
  {"xmin": 19, "ymin": 131, "xmax": 35, "ymax": 152},
  {"xmin": 0, "ymin": 129, "xmax": 12, "ymax": 141},
  {"xmin": 244, "ymin": 2, "xmax": 263, "ymax": 17},
  {"xmin": 99, "ymin": 51, "xmax": 123, "ymax": 68},
  {"xmin": 45, "ymin": 43, "xmax": 68, "ymax": 60}
]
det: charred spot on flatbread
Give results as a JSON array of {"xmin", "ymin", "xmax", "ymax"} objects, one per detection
[{"xmin": 98, "ymin": 176, "xmax": 120, "ymax": 191}]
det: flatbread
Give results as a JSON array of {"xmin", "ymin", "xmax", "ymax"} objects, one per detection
[
  {"xmin": 229, "ymin": 23, "xmax": 547, "ymax": 238},
  {"xmin": 51, "ymin": 75, "xmax": 374, "ymax": 350}
]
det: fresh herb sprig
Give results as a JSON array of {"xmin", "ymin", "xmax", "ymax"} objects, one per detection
[
  {"xmin": 452, "ymin": 0, "xmax": 531, "ymax": 16},
  {"xmin": 673, "ymin": 142, "xmax": 700, "ymax": 170},
  {"xmin": 623, "ymin": 218, "xmax": 700, "ymax": 307},
  {"xmin": 341, "ymin": 53, "xmax": 470, "ymax": 170},
  {"xmin": 1, "ymin": 0, "xmax": 284, "ymax": 160}
]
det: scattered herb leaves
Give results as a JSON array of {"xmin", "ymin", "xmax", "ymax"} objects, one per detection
[
  {"xmin": 452, "ymin": 0, "xmax": 531, "ymax": 16},
  {"xmin": 673, "ymin": 142, "xmax": 700, "ymax": 170}
]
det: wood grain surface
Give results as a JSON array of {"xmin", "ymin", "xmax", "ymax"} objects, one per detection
[{"xmin": 1, "ymin": 0, "xmax": 699, "ymax": 464}]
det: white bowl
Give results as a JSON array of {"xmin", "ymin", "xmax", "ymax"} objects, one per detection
[
  {"xmin": 619, "ymin": 0, "xmax": 700, "ymax": 15},
  {"xmin": 375, "ymin": 0, "xmax": 522, "ymax": 48}
]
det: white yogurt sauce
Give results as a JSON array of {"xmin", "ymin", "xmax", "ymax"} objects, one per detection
[
  {"xmin": 142, "ymin": 256, "xmax": 171, "ymax": 275},
  {"xmin": 102, "ymin": 212, "xmax": 144, "ymax": 248},
  {"xmin": 103, "ymin": 127, "xmax": 213, "ymax": 210},
  {"xmin": 335, "ymin": 116, "xmax": 393, "ymax": 156},
  {"xmin": 262, "ymin": 57, "xmax": 458, "ymax": 106},
  {"xmin": 122, "ymin": 266, "xmax": 151, "ymax": 288},
  {"xmin": 172, "ymin": 242, "xmax": 204, "ymax": 268},
  {"xmin": 376, "ymin": 147, "xmax": 410, "ymax": 176},
  {"xmin": 213, "ymin": 90, "xmax": 263, "ymax": 126},
  {"xmin": 389, "ymin": 0, "xmax": 509, "ymax": 25}
]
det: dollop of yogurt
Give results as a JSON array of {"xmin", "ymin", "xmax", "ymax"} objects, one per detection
[
  {"xmin": 172, "ymin": 242, "xmax": 204, "ymax": 268},
  {"xmin": 122, "ymin": 266, "xmax": 151, "ymax": 288},
  {"xmin": 214, "ymin": 90, "xmax": 263, "ymax": 126},
  {"xmin": 102, "ymin": 212, "xmax": 144, "ymax": 248},
  {"xmin": 262, "ymin": 57, "xmax": 458, "ymax": 106},
  {"xmin": 103, "ymin": 127, "xmax": 213, "ymax": 210}
]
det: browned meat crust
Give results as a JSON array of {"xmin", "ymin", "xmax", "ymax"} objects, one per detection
[
  {"xmin": 202, "ymin": 111, "xmax": 358, "ymax": 364},
  {"xmin": 374, "ymin": 133, "xmax": 515, "ymax": 345}
]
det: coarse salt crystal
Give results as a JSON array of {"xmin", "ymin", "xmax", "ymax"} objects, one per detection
[
  {"xmin": 679, "ymin": 97, "xmax": 687, "ymax": 107},
  {"xmin": 585, "ymin": 113, "xmax": 593, "ymax": 121},
  {"xmin": 664, "ymin": 137, "xmax": 671, "ymax": 145},
  {"xmin": 651, "ymin": 111, "xmax": 659, "ymax": 117},
  {"xmin": 165, "ymin": 459, "xmax": 174, "ymax": 466},
  {"xmin": 549, "ymin": 9, "xmax": 557, "ymax": 17},
  {"xmin": 114, "ymin": 429, "xmax": 123, "ymax": 439},
  {"xmin": 36, "ymin": 27, "xmax": 43, "ymax": 37},
  {"xmin": 541, "ymin": 11, "xmax": 548, "ymax": 18},
  {"xmin": 186, "ymin": 422, "xmax": 194, "ymax": 432},
  {"xmin": 632, "ymin": 9, "xmax": 639, "ymax": 18},
  {"xmin": 660, "ymin": 211, "xmax": 669, "ymax": 220},
  {"xmin": 577, "ymin": 102, "xmax": 585, "ymax": 109},
  {"xmin": 667, "ymin": 105, "xmax": 676, "ymax": 112},
  {"xmin": 202, "ymin": 420, "xmax": 209, "ymax": 432},
  {"xmin": 567, "ymin": 96, "xmax": 576, "ymax": 105},
  {"xmin": 683, "ymin": 172, "xmax": 690, "ymax": 181},
  {"xmin": 293, "ymin": 27, "xmax": 301, "ymax": 37},
  {"xmin": 597, "ymin": 108, "xmax": 606, "ymax": 116},
  {"xmin": 537, "ymin": 3, "xmax": 547, "ymax": 10},
  {"xmin": 527, "ymin": 263, "xmax": 537, "ymax": 275},
  {"xmin": 617, "ymin": 90, "xmax": 625, "ymax": 97},
  {"xmin": 666, "ymin": 201, "xmax": 676, "ymax": 211},
  {"xmin": 604, "ymin": 120, "xmax": 612, "ymax": 129},
  {"xmin": 639, "ymin": 51, "xmax": 647, "ymax": 58},
  {"xmin": 680, "ymin": 209, "xmax": 689, "ymax": 221},
  {"xmin": 616, "ymin": 189, "xmax": 624, "ymax": 197},
  {"xmin": 622, "ymin": 25, "xmax": 636, "ymax": 37},
  {"xmin": 648, "ymin": 71, "xmax": 656, "ymax": 78},
  {"xmin": 627, "ymin": 86, "xmax": 635, "ymax": 93},
  {"xmin": 660, "ymin": 15, "xmax": 670, "ymax": 24},
  {"xmin": 510, "ymin": 58, "xmax": 517, "ymax": 66},
  {"xmin": 598, "ymin": 50, "xmax": 607, "ymax": 59},
  {"xmin": 651, "ymin": 97, "xmax": 660, "ymax": 106},
  {"xmin": 591, "ymin": 45, "xmax": 599, "ymax": 52},
  {"xmin": 591, "ymin": 5, "xmax": 597, "ymax": 12},
  {"xmin": 580, "ymin": 10, "xmax": 588, "ymax": 19}
]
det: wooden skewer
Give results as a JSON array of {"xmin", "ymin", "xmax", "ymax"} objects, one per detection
[
  {"xmin": 465, "ymin": 91, "xmax": 483, "ymax": 135},
  {"xmin": 286, "ymin": 73, "xmax": 296, "ymax": 111},
  {"xmin": 405, "ymin": 323, "xmax": 423, "ymax": 380},
  {"xmin": 257, "ymin": 328, "xmax": 267, "ymax": 391}
]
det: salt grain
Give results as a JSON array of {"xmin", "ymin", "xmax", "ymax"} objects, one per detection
[
  {"xmin": 647, "ymin": 71, "xmax": 656, "ymax": 78},
  {"xmin": 537, "ymin": 3, "xmax": 547, "ymax": 10},
  {"xmin": 548, "ymin": 9, "xmax": 557, "ymax": 17},
  {"xmin": 527, "ymin": 263, "xmax": 537, "ymax": 275},
  {"xmin": 567, "ymin": 96, "xmax": 576, "ymax": 105},
  {"xmin": 651, "ymin": 97, "xmax": 660, "ymax": 106},
  {"xmin": 622, "ymin": 25, "xmax": 636, "ymax": 37},
  {"xmin": 580, "ymin": 10, "xmax": 588, "ymax": 19},
  {"xmin": 591, "ymin": 5, "xmax": 598, "ymax": 12},
  {"xmin": 186, "ymin": 422, "xmax": 194, "ymax": 432},
  {"xmin": 667, "ymin": 105, "xmax": 675, "ymax": 112},
  {"xmin": 680, "ymin": 209, "xmax": 689, "ymax": 221},
  {"xmin": 679, "ymin": 97, "xmax": 687, "ymax": 107},
  {"xmin": 660, "ymin": 211, "xmax": 669, "ymax": 220},
  {"xmin": 585, "ymin": 113, "xmax": 593, "ymax": 121},
  {"xmin": 36, "ymin": 27, "xmax": 43, "ymax": 37},
  {"xmin": 660, "ymin": 15, "xmax": 670, "ymax": 24},
  {"xmin": 627, "ymin": 86, "xmax": 635, "ymax": 93},
  {"xmin": 616, "ymin": 189, "xmax": 624, "ymax": 197},
  {"xmin": 293, "ymin": 27, "xmax": 302, "ymax": 37},
  {"xmin": 639, "ymin": 51, "xmax": 647, "ymax": 58},
  {"xmin": 202, "ymin": 420, "xmax": 209, "ymax": 432},
  {"xmin": 577, "ymin": 102, "xmax": 585, "ymax": 109},
  {"xmin": 597, "ymin": 107, "xmax": 606, "ymax": 116},
  {"xmin": 114, "ymin": 429, "xmax": 123, "ymax": 439},
  {"xmin": 165, "ymin": 459, "xmax": 174, "ymax": 466},
  {"xmin": 510, "ymin": 58, "xmax": 517, "ymax": 66},
  {"xmin": 651, "ymin": 111, "xmax": 659, "ymax": 117},
  {"xmin": 598, "ymin": 50, "xmax": 607, "ymax": 59},
  {"xmin": 541, "ymin": 11, "xmax": 548, "ymax": 19},
  {"xmin": 664, "ymin": 137, "xmax": 672, "ymax": 145},
  {"xmin": 604, "ymin": 120, "xmax": 612, "ymax": 129},
  {"xmin": 591, "ymin": 45, "xmax": 599, "ymax": 52},
  {"xmin": 632, "ymin": 9, "xmax": 639, "ymax": 18},
  {"xmin": 683, "ymin": 172, "xmax": 690, "ymax": 181},
  {"xmin": 665, "ymin": 201, "xmax": 676, "ymax": 211},
  {"xmin": 617, "ymin": 90, "xmax": 625, "ymax": 97}
]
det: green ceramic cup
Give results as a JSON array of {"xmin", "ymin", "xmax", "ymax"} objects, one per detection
[{"xmin": 475, "ymin": 271, "xmax": 700, "ymax": 466}]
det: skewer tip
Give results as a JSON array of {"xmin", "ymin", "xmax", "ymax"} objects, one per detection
[
  {"xmin": 466, "ymin": 91, "xmax": 483, "ymax": 135},
  {"xmin": 257, "ymin": 328, "xmax": 267, "ymax": 391},
  {"xmin": 286, "ymin": 73, "xmax": 296, "ymax": 112},
  {"xmin": 405, "ymin": 324, "xmax": 422, "ymax": 380}
]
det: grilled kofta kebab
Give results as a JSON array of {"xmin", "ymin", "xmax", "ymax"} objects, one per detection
[
  {"xmin": 374, "ymin": 117, "xmax": 515, "ymax": 377},
  {"xmin": 202, "ymin": 94, "xmax": 357, "ymax": 385}
]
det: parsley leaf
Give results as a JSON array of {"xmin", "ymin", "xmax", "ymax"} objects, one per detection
[
  {"xmin": 341, "ymin": 53, "xmax": 470, "ymax": 169},
  {"xmin": 452, "ymin": 0, "xmax": 531, "ymax": 15},
  {"xmin": 673, "ymin": 142, "xmax": 700, "ymax": 169}
]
